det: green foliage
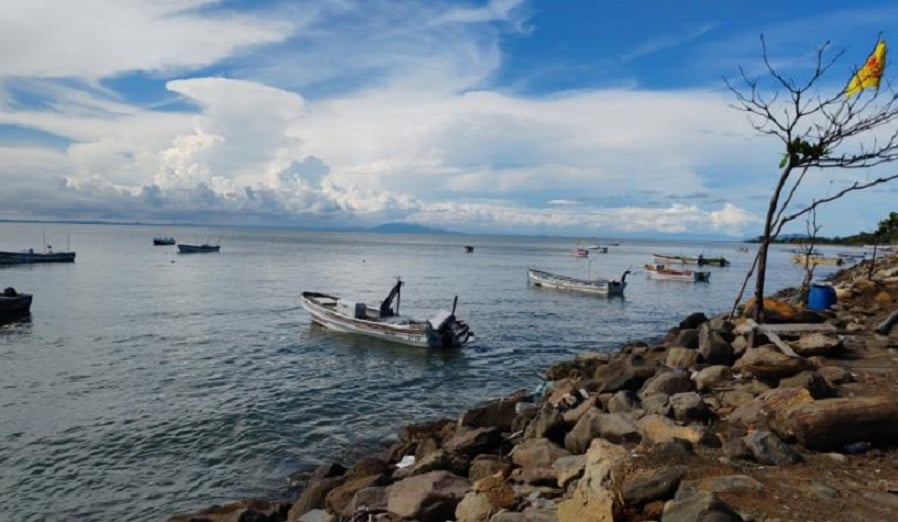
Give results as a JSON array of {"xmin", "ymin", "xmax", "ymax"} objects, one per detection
[{"xmin": 779, "ymin": 138, "xmax": 828, "ymax": 168}]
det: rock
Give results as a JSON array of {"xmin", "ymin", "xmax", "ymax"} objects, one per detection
[
  {"xmin": 777, "ymin": 370, "xmax": 833, "ymax": 399},
  {"xmin": 469, "ymin": 455, "xmax": 512, "ymax": 482},
  {"xmin": 679, "ymin": 312, "xmax": 708, "ymax": 330},
  {"xmin": 668, "ymin": 392, "xmax": 711, "ymax": 423},
  {"xmin": 461, "ymin": 391, "xmax": 528, "ymax": 431},
  {"xmin": 295, "ymin": 509, "xmax": 335, "ymax": 522},
  {"xmin": 789, "ymin": 332, "xmax": 844, "ymax": 357},
  {"xmin": 444, "ymin": 426, "xmax": 503, "ymax": 458},
  {"xmin": 720, "ymin": 390, "xmax": 755, "ymax": 408},
  {"xmin": 666, "ymin": 347, "xmax": 699, "ymax": 369},
  {"xmin": 817, "ymin": 365, "xmax": 854, "ymax": 386},
  {"xmin": 693, "ymin": 365, "xmax": 732, "ymax": 392},
  {"xmin": 288, "ymin": 476, "xmax": 344, "ymax": 519},
  {"xmin": 455, "ymin": 491, "xmax": 493, "ymax": 522},
  {"xmin": 393, "ymin": 449, "xmax": 446, "ymax": 480},
  {"xmin": 386, "ymin": 470, "xmax": 470, "ymax": 522},
  {"xmin": 677, "ymin": 475, "xmax": 764, "ymax": 497},
  {"xmin": 562, "ymin": 394, "xmax": 598, "ymax": 425},
  {"xmin": 726, "ymin": 387, "xmax": 814, "ymax": 431},
  {"xmin": 343, "ymin": 487, "xmax": 388, "ymax": 519},
  {"xmin": 698, "ymin": 322, "xmax": 735, "ymax": 365},
  {"xmin": 565, "ymin": 410, "xmax": 640, "ymax": 453},
  {"xmin": 642, "ymin": 393, "xmax": 671, "ymax": 416},
  {"xmin": 741, "ymin": 430, "xmax": 802, "ymax": 466},
  {"xmin": 523, "ymin": 403, "xmax": 566, "ymax": 443},
  {"xmin": 490, "ymin": 507, "xmax": 559, "ymax": 522},
  {"xmin": 557, "ymin": 439, "xmax": 629, "ymax": 522},
  {"xmin": 621, "ymin": 465, "xmax": 688, "ymax": 505},
  {"xmin": 553, "ymin": 455, "xmax": 586, "ymax": 489},
  {"xmin": 677, "ymin": 328, "xmax": 700, "ymax": 349},
  {"xmin": 325, "ymin": 474, "xmax": 386, "ymax": 515},
  {"xmin": 399, "ymin": 418, "xmax": 455, "ymax": 442},
  {"xmin": 653, "ymin": 438, "xmax": 695, "ymax": 458},
  {"xmin": 733, "ymin": 345, "xmax": 813, "ymax": 380},
  {"xmin": 475, "ymin": 473, "xmax": 517, "ymax": 510},
  {"xmin": 640, "ymin": 370, "xmax": 695, "ymax": 398},
  {"xmin": 607, "ymin": 390, "xmax": 641, "ymax": 413},
  {"xmin": 169, "ymin": 499, "xmax": 291, "ymax": 522},
  {"xmin": 509, "ymin": 467, "xmax": 557, "ymax": 487},
  {"xmin": 661, "ymin": 491, "xmax": 743, "ymax": 522},
  {"xmin": 512, "ymin": 437, "xmax": 571, "ymax": 469},
  {"xmin": 636, "ymin": 414, "xmax": 715, "ymax": 446}
]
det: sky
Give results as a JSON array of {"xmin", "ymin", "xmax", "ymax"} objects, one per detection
[{"xmin": 1, "ymin": 0, "xmax": 898, "ymax": 239}]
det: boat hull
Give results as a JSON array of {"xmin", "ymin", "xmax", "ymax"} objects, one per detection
[
  {"xmin": 792, "ymin": 254, "xmax": 843, "ymax": 266},
  {"xmin": 300, "ymin": 292, "xmax": 470, "ymax": 349},
  {"xmin": 0, "ymin": 251, "xmax": 76, "ymax": 264},
  {"xmin": 153, "ymin": 238, "xmax": 176, "ymax": 246},
  {"xmin": 528, "ymin": 268, "xmax": 626, "ymax": 296},
  {"xmin": 653, "ymin": 254, "xmax": 729, "ymax": 267},
  {"xmin": 0, "ymin": 293, "xmax": 32, "ymax": 318},
  {"xmin": 644, "ymin": 264, "xmax": 710, "ymax": 282},
  {"xmin": 177, "ymin": 244, "xmax": 220, "ymax": 253}
]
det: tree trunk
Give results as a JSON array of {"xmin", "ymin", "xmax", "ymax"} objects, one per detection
[
  {"xmin": 753, "ymin": 165, "xmax": 793, "ymax": 324},
  {"xmin": 769, "ymin": 396, "xmax": 898, "ymax": 450}
]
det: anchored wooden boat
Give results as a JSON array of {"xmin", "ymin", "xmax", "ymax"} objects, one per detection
[
  {"xmin": 644, "ymin": 264, "xmax": 710, "ymax": 283},
  {"xmin": 791, "ymin": 254, "xmax": 843, "ymax": 266},
  {"xmin": 528, "ymin": 268, "xmax": 629, "ymax": 296},
  {"xmin": 177, "ymin": 243, "xmax": 220, "ymax": 254},
  {"xmin": 153, "ymin": 237, "xmax": 176, "ymax": 246},
  {"xmin": 0, "ymin": 287, "xmax": 32, "ymax": 319},
  {"xmin": 300, "ymin": 280, "xmax": 472, "ymax": 349},
  {"xmin": 652, "ymin": 253, "xmax": 729, "ymax": 267},
  {"xmin": 0, "ymin": 250, "xmax": 76, "ymax": 264}
]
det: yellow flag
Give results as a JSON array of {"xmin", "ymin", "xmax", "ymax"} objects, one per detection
[{"xmin": 845, "ymin": 40, "xmax": 887, "ymax": 97}]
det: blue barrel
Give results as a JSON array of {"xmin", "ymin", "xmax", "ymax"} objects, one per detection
[{"xmin": 808, "ymin": 284, "xmax": 836, "ymax": 310}]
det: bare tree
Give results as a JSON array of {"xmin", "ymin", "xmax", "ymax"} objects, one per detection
[
  {"xmin": 795, "ymin": 206, "xmax": 822, "ymax": 305},
  {"xmin": 727, "ymin": 37, "xmax": 898, "ymax": 323}
]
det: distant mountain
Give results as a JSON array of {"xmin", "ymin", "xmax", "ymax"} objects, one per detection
[{"xmin": 369, "ymin": 222, "xmax": 455, "ymax": 235}]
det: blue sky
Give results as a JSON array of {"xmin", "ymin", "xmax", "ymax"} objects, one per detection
[{"xmin": 1, "ymin": 0, "xmax": 897, "ymax": 238}]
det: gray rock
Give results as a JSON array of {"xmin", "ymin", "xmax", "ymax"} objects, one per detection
[
  {"xmin": 640, "ymin": 370, "xmax": 695, "ymax": 398},
  {"xmin": 742, "ymin": 430, "xmax": 802, "ymax": 466},
  {"xmin": 642, "ymin": 393, "xmax": 671, "ymax": 416},
  {"xmin": 622, "ymin": 465, "xmax": 688, "ymax": 505},
  {"xmin": 679, "ymin": 312, "xmax": 708, "ymax": 330},
  {"xmin": 386, "ymin": 470, "xmax": 470, "ymax": 522},
  {"xmin": 777, "ymin": 370, "xmax": 833, "ymax": 399},
  {"xmin": 666, "ymin": 347, "xmax": 699, "ymax": 369},
  {"xmin": 677, "ymin": 328, "xmax": 700, "ymax": 349},
  {"xmin": 669, "ymin": 392, "xmax": 711, "ymax": 423},
  {"xmin": 512, "ymin": 437, "xmax": 571, "ymax": 468},
  {"xmin": 698, "ymin": 322, "xmax": 735, "ymax": 365},
  {"xmin": 693, "ymin": 365, "xmax": 732, "ymax": 392},
  {"xmin": 564, "ymin": 410, "xmax": 640, "ymax": 453},
  {"xmin": 608, "ymin": 390, "xmax": 641, "ymax": 413},
  {"xmin": 661, "ymin": 491, "xmax": 743, "ymax": 522}
]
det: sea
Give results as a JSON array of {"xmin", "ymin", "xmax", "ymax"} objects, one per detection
[{"xmin": 0, "ymin": 222, "xmax": 855, "ymax": 521}]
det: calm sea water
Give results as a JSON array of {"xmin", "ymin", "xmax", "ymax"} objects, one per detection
[{"xmin": 0, "ymin": 222, "xmax": 851, "ymax": 521}]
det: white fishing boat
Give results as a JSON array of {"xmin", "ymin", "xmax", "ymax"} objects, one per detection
[
  {"xmin": 527, "ymin": 268, "xmax": 628, "ymax": 296},
  {"xmin": 300, "ymin": 280, "xmax": 472, "ymax": 349},
  {"xmin": 644, "ymin": 264, "xmax": 710, "ymax": 283}
]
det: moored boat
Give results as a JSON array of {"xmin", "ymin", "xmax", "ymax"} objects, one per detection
[
  {"xmin": 153, "ymin": 237, "xmax": 176, "ymax": 246},
  {"xmin": 528, "ymin": 268, "xmax": 629, "ymax": 296},
  {"xmin": 0, "ymin": 250, "xmax": 76, "ymax": 264},
  {"xmin": 652, "ymin": 253, "xmax": 729, "ymax": 267},
  {"xmin": 300, "ymin": 280, "xmax": 472, "ymax": 349},
  {"xmin": 464, "ymin": 245, "xmax": 474, "ymax": 253},
  {"xmin": 0, "ymin": 287, "xmax": 32, "ymax": 319},
  {"xmin": 570, "ymin": 248, "xmax": 589, "ymax": 257},
  {"xmin": 644, "ymin": 264, "xmax": 710, "ymax": 283},
  {"xmin": 791, "ymin": 254, "xmax": 843, "ymax": 266},
  {"xmin": 177, "ymin": 243, "xmax": 220, "ymax": 253}
]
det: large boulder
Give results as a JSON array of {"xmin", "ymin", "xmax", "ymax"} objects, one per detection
[
  {"xmin": 698, "ymin": 322, "xmax": 734, "ymax": 365},
  {"xmin": 789, "ymin": 333, "xmax": 844, "ymax": 357},
  {"xmin": 640, "ymin": 370, "xmax": 695, "ymax": 398},
  {"xmin": 557, "ymin": 439, "xmax": 629, "ymax": 522},
  {"xmin": 169, "ymin": 500, "xmax": 290, "ymax": 522},
  {"xmin": 386, "ymin": 470, "xmax": 470, "ymax": 522},
  {"xmin": 661, "ymin": 491, "xmax": 743, "ymax": 521},
  {"xmin": 565, "ymin": 410, "xmax": 641, "ymax": 453},
  {"xmin": 621, "ymin": 465, "xmax": 688, "ymax": 506},
  {"xmin": 460, "ymin": 391, "xmax": 528, "ymax": 431},
  {"xmin": 733, "ymin": 345, "xmax": 813, "ymax": 380},
  {"xmin": 511, "ymin": 437, "xmax": 571, "ymax": 469}
]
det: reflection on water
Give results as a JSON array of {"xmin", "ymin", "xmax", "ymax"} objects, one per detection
[{"xmin": 0, "ymin": 222, "xmax": 851, "ymax": 522}]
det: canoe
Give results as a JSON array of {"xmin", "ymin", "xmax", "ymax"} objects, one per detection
[
  {"xmin": 528, "ymin": 268, "xmax": 628, "ymax": 296},
  {"xmin": 652, "ymin": 254, "xmax": 729, "ymax": 267},
  {"xmin": 0, "ymin": 250, "xmax": 76, "ymax": 264},
  {"xmin": 177, "ymin": 243, "xmax": 220, "ymax": 253},
  {"xmin": 153, "ymin": 237, "xmax": 176, "ymax": 245},
  {"xmin": 644, "ymin": 264, "xmax": 710, "ymax": 283},
  {"xmin": 0, "ymin": 287, "xmax": 32, "ymax": 319},
  {"xmin": 300, "ymin": 280, "xmax": 472, "ymax": 349}
]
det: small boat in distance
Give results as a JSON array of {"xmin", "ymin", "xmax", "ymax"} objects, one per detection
[
  {"xmin": 528, "ymin": 268, "xmax": 629, "ymax": 297},
  {"xmin": 644, "ymin": 264, "xmax": 711, "ymax": 283},
  {"xmin": 0, "ymin": 249, "xmax": 76, "ymax": 264},
  {"xmin": 0, "ymin": 287, "xmax": 32, "ymax": 320},
  {"xmin": 652, "ymin": 253, "xmax": 729, "ymax": 267},
  {"xmin": 300, "ymin": 279, "xmax": 472, "ymax": 349},
  {"xmin": 177, "ymin": 243, "xmax": 220, "ymax": 254},
  {"xmin": 464, "ymin": 245, "xmax": 474, "ymax": 253},
  {"xmin": 153, "ymin": 237, "xmax": 176, "ymax": 246},
  {"xmin": 791, "ymin": 254, "xmax": 843, "ymax": 266}
]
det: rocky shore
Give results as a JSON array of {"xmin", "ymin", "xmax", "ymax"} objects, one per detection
[{"xmin": 170, "ymin": 255, "xmax": 898, "ymax": 522}]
